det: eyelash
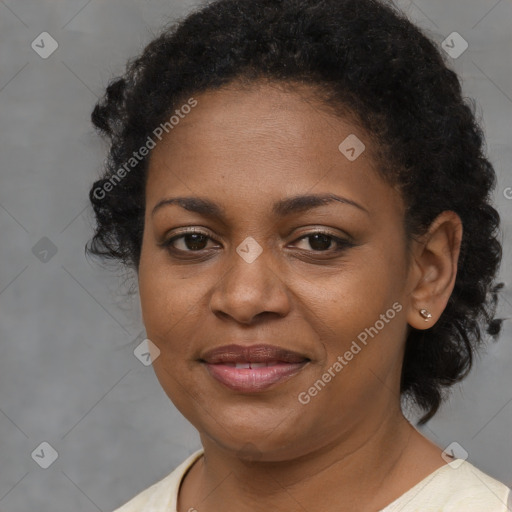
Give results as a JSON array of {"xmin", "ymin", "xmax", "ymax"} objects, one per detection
[{"xmin": 159, "ymin": 228, "xmax": 355, "ymax": 256}]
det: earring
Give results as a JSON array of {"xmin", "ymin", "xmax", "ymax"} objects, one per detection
[{"xmin": 419, "ymin": 308, "xmax": 432, "ymax": 321}]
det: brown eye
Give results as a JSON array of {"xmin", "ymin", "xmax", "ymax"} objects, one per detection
[
  {"xmin": 301, "ymin": 233, "xmax": 334, "ymax": 251},
  {"xmin": 173, "ymin": 233, "xmax": 210, "ymax": 251},
  {"xmin": 160, "ymin": 229, "xmax": 218, "ymax": 253},
  {"xmin": 159, "ymin": 228, "xmax": 354, "ymax": 258},
  {"xmin": 293, "ymin": 231, "xmax": 354, "ymax": 253}
]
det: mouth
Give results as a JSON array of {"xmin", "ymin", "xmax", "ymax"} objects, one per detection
[{"xmin": 199, "ymin": 344, "xmax": 310, "ymax": 392}]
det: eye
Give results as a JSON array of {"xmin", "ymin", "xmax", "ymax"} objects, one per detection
[
  {"xmin": 160, "ymin": 228, "xmax": 219, "ymax": 253},
  {"xmin": 159, "ymin": 228, "xmax": 355, "ymax": 256},
  {"xmin": 292, "ymin": 231, "xmax": 354, "ymax": 252}
]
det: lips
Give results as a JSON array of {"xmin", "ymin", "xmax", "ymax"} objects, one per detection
[
  {"xmin": 201, "ymin": 344, "xmax": 308, "ymax": 364},
  {"xmin": 200, "ymin": 344, "xmax": 309, "ymax": 392}
]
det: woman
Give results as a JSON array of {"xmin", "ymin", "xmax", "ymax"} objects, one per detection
[{"xmin": 86, "ymin": 0, "xmax": 511, "ymax": 510}]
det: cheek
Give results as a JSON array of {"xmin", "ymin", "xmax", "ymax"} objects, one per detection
[
  {"xmin": 306, "ymin": 252, "xmax": 403, "ymax": 334},
  {"xmin": 137, "ymin": 251, "xmax": 215, "ymax": 362},
  {"xmin": 304, "ymin": 244, "xmax": 407, "ymax": 378},
  {"xmin": 139, "ymin": 282, "xmax": 193, "ymax": 356},
  {"xmin": 138, "ymin": 235, "xmax": 189, "ymax": 330}
]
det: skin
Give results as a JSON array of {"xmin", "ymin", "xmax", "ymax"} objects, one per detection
[{"xmin": 137, "ymin": 80, "xmax": 463, "ymax": 512}]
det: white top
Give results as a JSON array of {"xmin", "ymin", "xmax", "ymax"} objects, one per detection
[{"xmin": 112, "ymin": 449, "xmax": 512, "ymax": 511}]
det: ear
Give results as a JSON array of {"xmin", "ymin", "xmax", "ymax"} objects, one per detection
[{"xmin": 406, "ymin": 211, "xmax": 463, "ymax": 330}]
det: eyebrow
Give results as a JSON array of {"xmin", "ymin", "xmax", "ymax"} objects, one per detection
[{"xmin": 151, "ymin": 193, "xmax": 369, "ymax": 220}]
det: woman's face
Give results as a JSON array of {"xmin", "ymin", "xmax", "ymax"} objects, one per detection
[{"xmin": 138, "ymin": 82, "xmax": 415, "ymax": 461}]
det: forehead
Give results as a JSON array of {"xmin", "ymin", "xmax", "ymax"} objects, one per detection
[
  {"xmin": 152, "ymin": 81, "xmax": 368, "ymax": 154},
  {"xmin": 145, "ymin": 81, "xmax": 401, "ymax": 220}
]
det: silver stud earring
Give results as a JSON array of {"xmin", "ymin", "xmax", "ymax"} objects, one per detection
[{"xmin": 419, "ymin": 308, "xmax": 432, "ymax": 321}]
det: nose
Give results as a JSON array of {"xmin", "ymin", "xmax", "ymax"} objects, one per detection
[{"xmin": 208, "ymin": 239, "xmax": 291, "ymax": 325}]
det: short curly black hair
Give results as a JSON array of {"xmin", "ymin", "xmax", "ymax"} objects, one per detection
[{"xmin": 86, "ymin": 0, "xmax": 504, "ymax": 424}]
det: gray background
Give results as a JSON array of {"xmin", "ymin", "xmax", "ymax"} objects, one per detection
[{"xmin": 0, "ymin": 0, "xmax": 511, "ymax": 510}]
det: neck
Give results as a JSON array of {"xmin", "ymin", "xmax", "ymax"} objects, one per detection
[{"xmin": 179, "ymin": 408, "xmax": 434, "ymax": 512}]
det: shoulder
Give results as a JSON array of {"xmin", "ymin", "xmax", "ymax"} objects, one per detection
[
  {"xmin": 111, "ymin": 449, "xmax": 204, "ymax": 512},
  {"xmin": 383, "ymin": 459, "xmax": 511, "ymax": 512},
  {"xmin": 443, "ymin": 461, "xmax": 511, "ymax": 510}
]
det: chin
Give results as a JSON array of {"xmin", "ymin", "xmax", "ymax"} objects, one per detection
[{"xmin": 197, "ymin": 414, "xmax": 314, "ymax": 462}]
